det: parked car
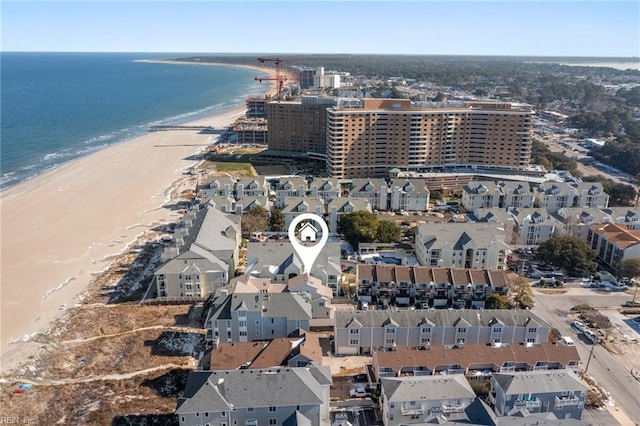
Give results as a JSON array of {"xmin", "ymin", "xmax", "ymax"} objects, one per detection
[
  {"xmin": 571, "ymin": 321, "xmax": 585, "ymax": 332},
  {"xmin": 349, "ymin": 385, "xmax": 371, "ymax": 398}
]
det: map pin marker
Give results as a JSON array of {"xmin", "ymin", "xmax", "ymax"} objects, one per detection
[{"xmin": 288, "ymin": 213, "xmax": 329, "ymax": 275}]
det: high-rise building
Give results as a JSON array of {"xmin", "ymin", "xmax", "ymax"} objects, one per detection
[
  {"xmin": 298, "ymin": 68, "xmax": 316, "ymax": 89},
  {"xmin": 326, "ymin": 99, "xmax": 533, "ymax": 178},
  {"xmin": 266, "ymin": 97, "xmax": 337, "ymax": 155}
]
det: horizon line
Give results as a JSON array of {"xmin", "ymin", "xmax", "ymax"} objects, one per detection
[{"xmin": 1, "ymin": 51, "xmax": 639, "ymax": 60}]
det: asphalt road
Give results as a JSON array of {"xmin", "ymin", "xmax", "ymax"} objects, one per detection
[{"xmin": 532, "ymin": 288, "xmax": 640, "ymax": 425}]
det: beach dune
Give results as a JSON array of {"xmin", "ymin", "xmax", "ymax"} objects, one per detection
[{"xmin": 0, "ymin": 108, "xmax": 246, "ymax": 370}]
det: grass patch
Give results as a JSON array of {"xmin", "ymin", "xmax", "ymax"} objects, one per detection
[
  {"xmin": 233, "ymin": 147, "xmax": 266, "ymax": 155},
  {"xmin": 202, "ymin": 161, "xmax": 256, "ymax": 177}
]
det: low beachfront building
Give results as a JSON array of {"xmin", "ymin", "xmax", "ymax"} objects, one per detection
[
  {"xmin": 201, "ymin": 330, "xmax": 323, "ymax": 371},
  {"xmin": 176, "ymin": 365, "xmax": 332, "ymax": 426},
  {"xmin": 153, "ymin": 205, "xmax": 240, "ymax": 301},
  {"xmin": 380, "ymin": 375, "xmax": 476, "ymax": 425},
  {"xmin": 333, "ymin": 310, "xmax": 549, "ymax": 356},
  {"xmin": 204, "ymin": 292, "xmax": 311, "ymax": 345},
  {"xmin": 415, "ymin": 223, "xmax": 509, "ymax": 269},
  {"xmin": 490, "ymin": 370, "xmax": 587, "ymax": 419},
  {"xmin": 199, "ymin": 176, "xmax": 235, "ymax": 199}
]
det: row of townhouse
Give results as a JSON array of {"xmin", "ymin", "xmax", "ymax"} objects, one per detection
[
  {"xmin": 370, "ymin": 343, "xmax": 580, "ymax": 383},
  {"xmin": 201, "ymin": 175, "xmax": 431, "ymax": 214},
  {"xmin": 462, "ymin": 180, "xmax": 609, "ymax": 214},
  {"xmin": 356, "ymin": 265, "xmax": 509, "ymax": 309},
  {"xmin": 153, "ymin": 204, "xmax": 240, "ymax": 301},
  {"xmin": 333, "ymin": 309, "xmax": 549, "ymax": 356},
  {"xmin": 176, "ymin": 364, "xmax": 333, "ymax": 426},
  {"xmin": 476, "ymin": 206, "xmax": 640, "ymax": 246},
  {"xmin": 474, "ymin": 207, "xmax": 560, "ymax": 246},
  {"xmin": 379, "ymin": 370, "xmax": 587, "ymax": 425},
  {"xmin": 415, "ymin": 223, "xmax": 510, "ymax": 269}
]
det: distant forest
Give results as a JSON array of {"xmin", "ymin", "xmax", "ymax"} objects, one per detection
[{"xmin": 174, "ymin": 54, "xmax": 640, "ymax": 179}]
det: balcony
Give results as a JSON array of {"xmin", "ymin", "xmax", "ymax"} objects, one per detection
[
  {"xmin": 515, "ymin": 397, "xmax": 541, "ymax": 409},
  {"xmin": 442, "ymin": 404, "xmax": 466, "ymax": 414},
  {"xmin": 401, "ymin": 406, "xmax": 425, "ymax": 416},
  {"xmin": 555, "ymin": 396, "xmax": 580, "ymax": 407}
]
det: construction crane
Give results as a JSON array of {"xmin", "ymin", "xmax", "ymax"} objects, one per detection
[
  {"xmin": 254, "ymin": 55, "xmax": 348, "ymax": 99},
  {"xmin": 254, "ymin": 57, "xmax": 289, "ymax": 100}
]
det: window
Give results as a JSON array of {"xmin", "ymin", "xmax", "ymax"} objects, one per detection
[
  {"xmin": 350, "ymin": 339, "xmax": 359, "ymax": 345},
  {"xmin": 386, "ymin": 338, "xmax": 396, "ymax": 345},
  {"xmin": 239, "ymin": 320, "xmax": 247, "ymax": 327},
  {"xmin": 269, "ymin": 406, "xmax": 276, "ymax": 412},
  {"xmin": 221, "ymin": 412, "xmax": 227, "ymax": 417},
  {"xmin": 421, "ymin": 338, "xmax": 430, "ymax": 344},
  {"xmin": 238, "ymin": 310, "xmax": 246, "ymax": 318},
  {"xmin": 248, "ymin": 408, "xmax": 254, "ymax": 412},
  {"xmin": 239, "ymin": 331, "xmax": 247, "ymax": 336},
  {"xmin": 350, "ymin": 328, "xmax": 360, "ymax": 334},
  {"xmin": 269, "ymin": 420, "xmax": 277, "ymax": 425},
  {"xmin": 457, "ymin": 327, "xmax": 467, "ymax": 333},
  {"xmin": 528, "ymin": 327, "xmax": 537, "ymax": 333},
  {"xmin": 386, "ymin": 327, "xmax": 396, "ymax": 334},
  {"xmin": 421, "ymin": 327, "xmax": 431, "ymax": 333},
  {"xmin": 493, "ymin": 328, "xmax": 502, "ymax": 334}
]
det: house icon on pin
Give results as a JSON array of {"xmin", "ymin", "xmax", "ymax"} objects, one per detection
[{"xmin": 298, "ymin": 222, "xmax": 318, "ymax": 242}]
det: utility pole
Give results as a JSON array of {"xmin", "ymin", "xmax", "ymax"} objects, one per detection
[{"xmin": 584, "ymin": 337, "xmax": 600, "ymax": 375}]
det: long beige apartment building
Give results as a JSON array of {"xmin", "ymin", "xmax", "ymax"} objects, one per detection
[{"xmin": 327, "ymin": 99, "xmax": 533, "ymax": 178}]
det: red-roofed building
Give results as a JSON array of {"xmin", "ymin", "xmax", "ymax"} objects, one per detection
[{"xmin": 587, "ymin": 223, "xmax": 640, "ymax": 269}]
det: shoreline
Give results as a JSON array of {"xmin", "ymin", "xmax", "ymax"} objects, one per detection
[{"xmin": 0, "ymin": 62, "xmax": 277, "ymax": 374}]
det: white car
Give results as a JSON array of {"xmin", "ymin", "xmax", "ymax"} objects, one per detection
[{"xmin": 349, "ymin": 385, "xmax": 370, "ymax": 398}]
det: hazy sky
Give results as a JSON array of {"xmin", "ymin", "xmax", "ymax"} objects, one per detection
[{"xmin": 2, "ymin": 1, "xmax": 639, "ymax": 57}]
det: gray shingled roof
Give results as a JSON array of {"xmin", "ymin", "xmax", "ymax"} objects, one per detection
[
  {"xmin": 247, "ymin": 241, "xmax": 341, "ymax": 281},
  {"xmin": 492, "ymin": 370, "xmax": 586, "ymax": 395},
  {"xmin": 208, "ymin": 293, "xmax": 312, "ymax": 321},
  {"xmin": 335, "ymin": 309, "xmax": 548, "ymax": 328},
  {"xmin": 381, "ymin": 375, "xmax": 475, "ymax": 402},
  {"xmin": 176, "ymin": 365, "xmax": 330, "ymax": 413},
  {"xmin": 418, "ymin": 223, "xmax": 509, "ymax": 250},
  {"xmin": 155, "ymin": 246, "xmax": 227, "ymax": 275}
]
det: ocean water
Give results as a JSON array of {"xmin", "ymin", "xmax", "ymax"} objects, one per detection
[{"xmin": 0, "ymin": 52, "xmax": 268, "ymax": 189}]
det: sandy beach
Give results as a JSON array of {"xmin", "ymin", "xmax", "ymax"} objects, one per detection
[{"xmin": 0, "ymin": 61, "xmax": 277, "ymax": 373}]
